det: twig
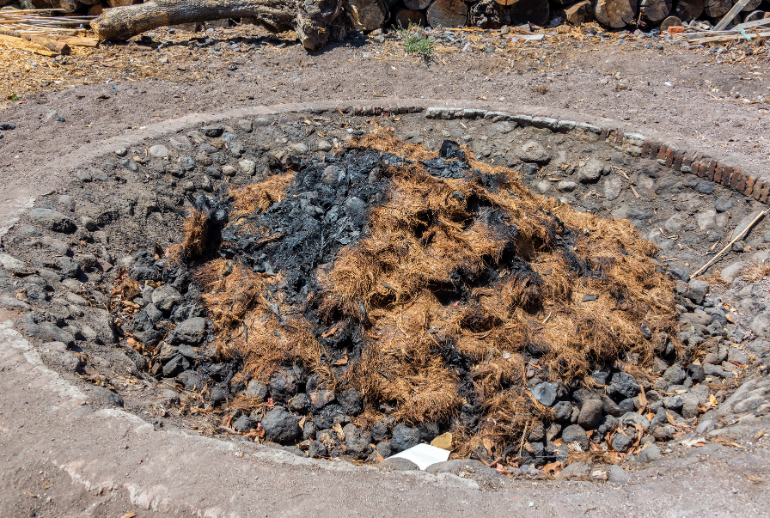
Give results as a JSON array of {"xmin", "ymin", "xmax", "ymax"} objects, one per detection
[{"xmin": 692, "ymin": 210, "xmax": 768, "ymax": 277}]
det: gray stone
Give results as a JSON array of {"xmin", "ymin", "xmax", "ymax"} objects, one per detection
[
  {"xmin": 289, "ymin": 393, "xmax": 311, "ymax": 413},
  {"xmin": 246, "ymin": 380, "xmax": 268, "ymax": 400},
  {"xmin": 237, "ymin": 119, "xmax": 253, "ymax": 132},
  {"xmin": 343, "ymin": 424, "xmax": 372, "ymax": 457},
  {"xmin": 553, "ymin": 400, "xmax": 573, "ymax": 421},
  {"xmin": 609, "ymin": 372, "xmax": 640, "ymax": 399},
  {"xmin": 621, "ymin": 412, "xmax": 651, "ymax": 430},
  {"xmin": 268, "ymin": 369, "xmax": 299, "ymax": 402},
  {"xmin": 0, "ymin": 253, "xmax": 30, "ymax": 274},
  {"xmin": 90, "ymin": 386, "xmax": 124, "ymax": 407},
  {"xmin": 561, "ymin": 424, "xmax": 589, "ymax": 450},
  {"xmin": 611, "ymin": 432, "xmax": 632, "ymax": 453},
  {"xmin": 151, "ymin": 285, "xmax": 183, "ymax": 312},
  {"xmin": 253, "ymin": 118, "xmax": 270, "ymax": 127},
  {"xmin": 604, "ymin": 176, "xmax": 623, "ymax": 201},
  {"xmin": 715, "ymin": 197, "xmax": 733, "ymax": 213},
  {"xmin": 531, "ymin": 382, "xmax": 557, "ymax": 406},
  {"xmin": 338, "ymin": 388, "xmax": 362, "ymax": 415},
  {"xmin": 27, "ymin": 322, "xmax": 74, "ymax": 346},
  {"xmin": 239, "ymin": 159, "xmax": 256, "ymax": 174},
  {"xmin": 577, "ymin": 159, "xmax": 609, "ymax": 183},
  {"xmin": 557, "ymin": 180, "xmax": 578, "ymax": 192},
  {"xmin": 663, "ymin": 365, "xmax": 687, "ymax": 385},
  {"xmin": 608, "ymin": 465, "xmax": 629, "ymax": 484},
  {"xmin": 704, "ymin": 363, "xmax": 732, "ymax": 378},
  {"xmin": 85, "ymin": 308, "xmax": 117, "ymax": 344},
  {"xmin": 518, "ymin": 140, "xmax": 551, "ymax": 163},
  {"xmin": 261, "ymin": 407, "xmax": 301, "ymax": 442},
  {"xmin": 663, "ymin": 395, "xmax": 684, "ymax": 410},
  {"xmin": 41, "ymin": 349, "xmax": 81, "ymax": 372},
  {"xmin": 721, "ymin": 262, "xmax": 747, "ymax": 284},
  {"xmin": 200, "ymin": 125, "xmax": 224, "ymax": 137},
  {"xmin": 577, "ymin": 399, "xmax": 604, "ymax": 429},
  {"xmin": 696, "ymin": 209, "xmax": 717, "ymax": 231},
  {"xmin": 391, "ymin": 424, "xmax": 420, "ymax": 453},
  {"xmin": 169, "ymin": 317, "xmax": 207, "ymax": 344},
  {"xmin": 0, "ymin": 294, "xmax": 31, "ymax": 311},
  {"xmin": 308, "ymin": 441, "xmax": 327, "ymax": 458},
  {"xmin": 29, "ymin": 208, "xmax": 76, "ymax": 233},
  {"xmin": 371, "ymin": 421, "xmax": 389, "ymax": 442},
  {"xmin": 695, "ymin": 181, "xmax": 715, "ymax": 195},
  {"xmin": 637, "ymin": 444, "xmax": 661, "ymax": 463},
  {"xmin": 233, "ymin": 415, "xmax": 253, "ymax": 432},
  {"xmin": 149, "ymin": 145, "xmax": 169, "ymax": 158},
  {"xmin": 727, "ymin": 348, "xmax": 748, "ymax": 364}
]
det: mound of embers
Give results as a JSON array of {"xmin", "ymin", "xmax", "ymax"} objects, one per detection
[{"xmin": 114, "ymin": 129, "xmax": 687, "ymax": 466}]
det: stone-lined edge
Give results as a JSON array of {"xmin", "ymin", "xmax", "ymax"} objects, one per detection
[{"xmin": 304, "ymin": 102, "xmax": 764, "ymax": 204}]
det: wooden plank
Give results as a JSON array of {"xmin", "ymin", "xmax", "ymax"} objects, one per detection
[
  {"xmin": 0, "ymin": 28, "xmax": 70, "ymax": 53},
  {"xmin": 686, "ymin": 29, "xmax": 770, "ymax": 42},
  {"xmin": 732, "ymin": 16, "xmax": 770, "ymax": 30},
  {"xmin": 713, "ymin": 0, "xmax": 751, "ymax": 30}
]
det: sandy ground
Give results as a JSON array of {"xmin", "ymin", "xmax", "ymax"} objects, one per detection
[{"xmin": 1, "ymin": 26, "xmax": 770, "ymax": 517}]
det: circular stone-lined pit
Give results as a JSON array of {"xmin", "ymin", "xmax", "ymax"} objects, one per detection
[{"xmin": 1, "ymin": 107, "xmax": 769, "ymax": 483}]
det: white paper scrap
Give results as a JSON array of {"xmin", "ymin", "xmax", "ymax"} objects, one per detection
[{"xmin": 386, "ymin": 443, "xmax": 450, "ymax": 470}]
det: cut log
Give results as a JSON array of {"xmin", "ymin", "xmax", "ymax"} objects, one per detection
[
  {"xmin": 392, "ymin": 6, "xmax": 427, "ymax": 26},
  {"xmin": 470, "ymin": 0, "xmax": 511, "ymax": 27},
  {"xmin": 640, "ymin": 0, "xmax": 671, "ymax": 22},
  {"xmin": 107, "ymin": 0, "xmax": 136, "ymax": 6},
  {"xmin": 593, "ymin": 0, "xmax": 637, "ymax": 28},
  {"xmin": 660, "ymin": 14, "xmax": 681, "ymax": 30},
  {"xmin": 403, "ymin": 0, "xmax": 431, "ymax": 9},
  {"xmin": 674, "ymin": 0, "xmax": 703, "ymax": 20},
  {"xmin": 343, "ymin": 0, "xmax": 388, "ymax": 30},
  {"xmin": 561, "ymin": 0, "xmax": 593, "ymax": 24},
  {"xmin": 88, "ymin": 2, "xmax": 104, "ymax": 15},
  {"xmin": 712, "ymin": 0, "xmax": 750, "ymax": 29},
  {"xmin": 91, "ymin": 0, "xmax": 343, "ymax": 50},
  {"xmin": 704, "ymin": 0, "xmax": 731, "ymax": 18},
  {"xmin": 742, "ymin": 10, "xmax": 766, "ymax": 22},
  {"xmin": 741, "ymin": 0, "xmax": 761, "ymax": 12},
  {"xmin": 509, "ymin": 0, "xmax": 549, "ymax": 25},
  {"xmin": 55, "ymin": 0, "xmax": 81, "ymax": 12},
  {"xmin": 426, "ymin": 0, "xmax": 467, "ymax": 27},
  {"xmin": 495, "ymin": 0, "xmax": 514, "ymax": 7}
]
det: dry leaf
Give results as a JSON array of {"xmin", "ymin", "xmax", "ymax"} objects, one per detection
[
  {"xmin": 483, "ymin": 437, "xmax": 495, "ymax": 456},
  {"xmin": 666, "ymin": 411, "xmax": 678, "ymax": 426},
  {"xmin": 333, "ymin": 423, "xmax": 345, "ymax": 441},
  {"xmin": 322, "ymin": 326, "xmax": 338, "ymax": 338},
  {"xmin": 709, "ymin": 394, "xmax": 719, "ymax": 406},
  {"xmin": 120, "ymin": 513, "xmax": 137, "ymax": 518},
  {"xmin": 754, "ymin": 429, "xmax": 766, "ymax": 440},
  {"xmin": 637, "ymin": 385, "xmax": 648, "ymax": 413}
]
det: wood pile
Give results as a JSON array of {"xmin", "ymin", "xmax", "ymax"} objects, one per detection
[{"xmin": 2, "ymin": 0, "xmax": 769, "ymax": 50}]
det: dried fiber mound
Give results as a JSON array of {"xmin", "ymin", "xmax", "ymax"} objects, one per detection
[{"xmin": 184, "ymin": 128, "xmax": 680, "ymax": 459}]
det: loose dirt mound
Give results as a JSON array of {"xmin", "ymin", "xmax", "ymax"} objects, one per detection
[{"xmin": 171, "ymin": 128, "xmax": 680, "ymax": 458}]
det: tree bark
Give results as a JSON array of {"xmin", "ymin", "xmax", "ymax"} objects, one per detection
[
  {"xmin": 674, "ymin": 0, "xmax": 703, "ymax": 21},
  {"xmin": 343, "ymin": 0, "xmax": 388, "ymax": 30},
  {"xmin": 593, "ymin": 0, "xmax": 637, "ymax": 28},
  {"xmin": 560, "ymin": 0, "xmax": 593, "ymax": 24},
  {"xmin": 640, "ymin": 0, "xmax": 670, "ymax": 22},
  {"xmin": 470, "ymin": 0, "xmax": 511, "ymax": 27},
  {"xmin": 107, "ymin": 0, "xmax": 136, "ymax": 6},
  {"xmin": 704, "ymin": 0, "xmax": 731, "ymax": 18},
  {"xmin": 741, "ymin": 0, "xmax": 761, "ymax": 12},
  {"xmin": 403, "ymin": 0, "xmax": 432, "ymax": 9},
  {"xmin": 426, "ymin": 0, "xmax": 467, "ymax": 27},
  {"xmin": 509, "ymin": 0, "xmax": 549, "ymax": 25},
  {"xmin": 91, "ymin": 0, "xmax": 345, "ymax": 50},
  {"xmin": 393, "ymin": 6, "xmax": 427, "ymax": 26}
]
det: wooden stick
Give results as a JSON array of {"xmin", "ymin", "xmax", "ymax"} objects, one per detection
[
  {"xmin": 713, "ymin": 0, "xmax": 751, "ymax": 31},
  {"xmin": 0, "ymin": 28, "xmax": 70, "ymax": 53},
  {"xmin": 692, "ymin": 209, "xmax": 768, "ymax": 278}
]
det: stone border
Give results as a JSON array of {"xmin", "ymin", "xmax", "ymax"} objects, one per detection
[
  {"xmin": 4, "ymin": 98, "xmax": 766, "ymax": 239},
  {"xmin": 416, "ymin": 106, "xmax": 767, "ymax": 204}
]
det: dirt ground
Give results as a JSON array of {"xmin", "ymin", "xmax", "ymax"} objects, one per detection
[{"xmin": 2, "ymin": 24, "xmax": 770, "ymax": 517}]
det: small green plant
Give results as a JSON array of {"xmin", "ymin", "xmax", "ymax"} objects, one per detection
[{"xmin": 398, "ymin": 23, "xmax": 434, "ymax": 55}]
